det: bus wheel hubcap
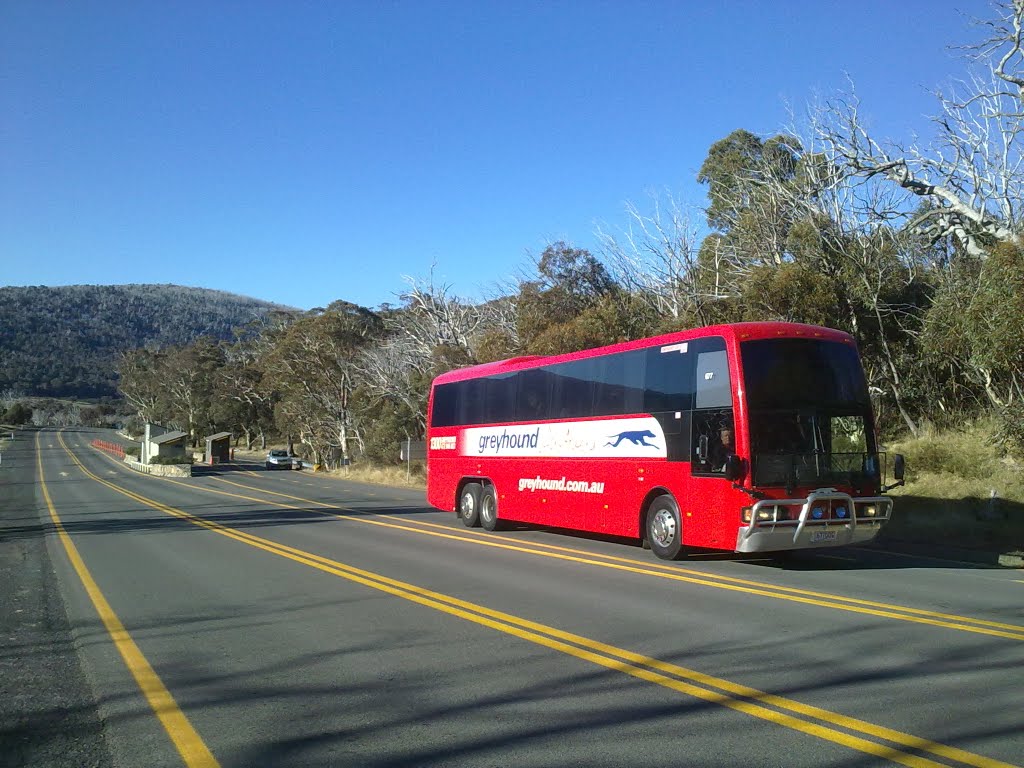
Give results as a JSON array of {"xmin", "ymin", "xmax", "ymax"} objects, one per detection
[
  {"xmin": 461, "ymin": 495, "xmax": 474, "ymax": 518},
  {"xmin": 651, "ymin": 508, "xmax": 676, "ymax": 548}
]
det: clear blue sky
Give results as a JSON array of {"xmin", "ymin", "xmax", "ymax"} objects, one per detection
[{"xmin": 1, "ymin": 0, "xmax": 989, "ymax": 311}]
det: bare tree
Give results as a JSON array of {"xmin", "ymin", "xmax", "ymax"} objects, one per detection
[
  {"xmin": 816, "ymin": 1, "xmax": 1024, "ymax": 257},
  {"xmin": 354, "ymin": 336, "xmax": 431, "ymax": 434},
  {"xmin": 596, "ymin": 194, "xmax": 721, "ymax": 324},
  {"xmin": 397, "ymin": 271, "xmax": 486, "ymax": 359},
  {"xmin": 702, "ymin": 119, "xmax": 929, "ymax": 435},
  {"xmin": 117, "ymin": 349, "xmax": 162, "ymax": 423},
  {"xmin": 0, "ymin": 389, "xmax": 24, "ymax": 410}
]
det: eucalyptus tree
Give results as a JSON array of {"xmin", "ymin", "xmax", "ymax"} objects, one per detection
[
  {"xmin": 117, "ymin": 348, "xmax": 164, "ymax": 424},
  {"xmin": 696, "ymin": 126, "xmax": 932, "ymax": 434},
  {"xmin": 158, "ymin": 338, "xmax": 226, "ymax": 446},
  {"xmin": 514, "ymin": 241, "xmax": 634, "ymax": 354},
  {"xmin": 264, "ymin": 302, "xmax": 383, "ymax": 465}
]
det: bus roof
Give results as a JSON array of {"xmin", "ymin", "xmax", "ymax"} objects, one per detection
[{"xmin": 432, "ymin": 322, "xmax": 854, "ymax": 387}]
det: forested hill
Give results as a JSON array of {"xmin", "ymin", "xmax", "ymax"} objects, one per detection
[{"xmin": 0, "ymin": 284, "xmax": 293, "ymax": 399}]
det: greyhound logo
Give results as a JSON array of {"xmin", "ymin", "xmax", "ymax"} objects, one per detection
[{"xmin": 606, "ymin": 429, "xmax": 658, "ymax": 448}]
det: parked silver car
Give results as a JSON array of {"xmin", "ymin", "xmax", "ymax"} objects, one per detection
[{"xmin": 265, "ymin": 449, "xmax": 293, "ymax": 470}]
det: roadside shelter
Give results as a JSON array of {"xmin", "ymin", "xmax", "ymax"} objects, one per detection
[
  {"xmin": 205, "ymin": 432, "xmax": 232, "ymax": 464},
  {"xmin": 149, "ymin": 430, "xmax": 188, "ymax": 463},
  {"xmin": 141, "ymin": 423, "xmax": 189, "ymax": 464}
]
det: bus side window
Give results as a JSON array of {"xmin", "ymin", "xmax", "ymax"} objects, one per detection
[
  {"xmin": 692, "ymin": 409, "xmax": 734, "ymax": 475},
  {"xmin": 695, "ymin": 350, "xmax": 731, "ymax": 409},
  {"xmin": 516, "ymin": 369, "xmax": 550, "ymax": 421},
  {"xmin": 431, "ymin": 383, "xmax": 458, "ymax": 427}
]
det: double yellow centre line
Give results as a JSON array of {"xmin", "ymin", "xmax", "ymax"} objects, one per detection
[
  {"xmin": 51, "ymin": 433, "xmax": 1019, "ymax": 768},
  {"xmin": 173, "ymin": 472, "xmax": 1024, "ymax": 643}
]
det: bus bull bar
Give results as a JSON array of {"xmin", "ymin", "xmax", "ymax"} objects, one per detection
[{"xmin": 735, "ymin": 488, "xmax": 893, "ymax": 553}]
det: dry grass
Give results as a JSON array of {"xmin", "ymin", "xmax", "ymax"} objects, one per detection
[
  {"xmin": 232, "ymin": 446, "xmax": 426, "ymax": 489},
  {"xmin": 326, "ymin": 463, "xmax": 426, "ymax": 489},
  {"xmin": 883, "ymin": 420, "xmax": 1024, "ymax": 554}
]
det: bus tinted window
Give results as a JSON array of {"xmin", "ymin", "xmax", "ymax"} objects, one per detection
[
  {"xmin": 431, "ymin": 383, "xmax": 458, "ymax": 427},
  {"xmin": 742, "ymin": 339, "xmax": 869, "ymax": 408},
  {"xmin": 592, "ymin": 350, "xmax": 645, "ymax": 416},
  {"xmin": 458, "ymin": 379, "xmax": 486, "ymax": 425},
  {"xmin": 695, "ymin": 350, "xmax": 731, "ymax": 409},
  {"xmin": 644, "ymin": 347, "xmax": 695, "ymax": 412},
  {"xmin": 516, "ymin": 369, "xmax": 550, "ymax": 421},
  {"xmin": 484, "ymin": 373, "xmax": 517, "ymax": 424},
  {"xmin": 547, "ymin": 361, "xmax": 595, "ymax": 419},
  {"xmin": 430, "ymin": 336, "xmax": 726, "ymax": 428}
]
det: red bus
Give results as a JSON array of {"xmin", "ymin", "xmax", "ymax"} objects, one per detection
[{"xmin": 426, "ymin": 322, "xmax": 904, "ymax": 559}]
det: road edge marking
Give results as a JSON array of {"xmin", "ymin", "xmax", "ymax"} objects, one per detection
[
  {"xmin": 37, "ymin": 432, "xmax": 221, "ymax": 768},
  {"xmin": 65, "ymin": 435, "xmax": 1019, "ymax": 768}
]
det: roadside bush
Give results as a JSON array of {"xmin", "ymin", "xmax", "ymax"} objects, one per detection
[
  {"xmin": 892, "ymin": 420, "xmax": 1003, "ymax": 481},
  {"xmin": 124, "ymin": 446, "xmax": 140, "ymax": 458},
  {"xmin": 150, "ymin": 454, "xmax": 192, "ymax": 466},
  {"xmin": 998, "ymin": 401, "xmax": 1024, "ymax": 459},
  {"xmin": 3, "ymin": 402, "xmax": 32, "ymax": 425},
  {"xmin": 889, "ymin": 419, "xmax": 1024, "ymax": 504}
]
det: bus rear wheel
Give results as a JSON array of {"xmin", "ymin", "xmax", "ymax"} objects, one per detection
[
  {"xmin": 646, "ymin": 495, "xmax": 684, "ymax": 560},
  {"xmin": 459, "ymin": 482, "xmax": 482, "ymax": 528},
  {"xmin": 479, "ymin": 485, "xmax": 500, "ymax": 531}
]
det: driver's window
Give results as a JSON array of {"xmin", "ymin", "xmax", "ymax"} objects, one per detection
[{"xmin": 692, "ymin": 408, "xmax": 734, "ymax": 475}]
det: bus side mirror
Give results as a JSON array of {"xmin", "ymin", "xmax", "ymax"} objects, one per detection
[
  {"xmin": 723, "ymin": 454, "xmax": 743, "ymax": 482},
  {"xmin": 882, "ymin": 453, "xmax": 906, "ymax": 492}
]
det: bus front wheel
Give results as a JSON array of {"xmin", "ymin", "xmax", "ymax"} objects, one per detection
[
  {"xmin": 459, "ymin": 482, "xmax": 482, "ymax": 528},
  {"xmin": 646, "ymin": 495, "xmax": 684, "ymax": 560}
]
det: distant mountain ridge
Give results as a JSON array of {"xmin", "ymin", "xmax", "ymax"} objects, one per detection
[{"xmin": 0, "ymin": 284, "xmax": 294, "ymax": 399}]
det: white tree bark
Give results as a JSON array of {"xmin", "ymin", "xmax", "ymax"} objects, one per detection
[{"xmin": 815, "ymin": 2, "xmax": 1024, "ymax": 257}]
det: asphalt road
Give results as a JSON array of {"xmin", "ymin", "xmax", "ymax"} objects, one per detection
[{"xmin": 2, "ymin": 427, "xmax": 1022, "ymax": 768}]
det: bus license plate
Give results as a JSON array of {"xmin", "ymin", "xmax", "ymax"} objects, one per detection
[{"xmin": 810, "ymin": 530, "xmax": 838, "ymax": 543}]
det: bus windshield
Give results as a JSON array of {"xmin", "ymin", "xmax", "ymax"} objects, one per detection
[{"xmin": 740, "ymin": 339, "xmax": 880, "ymax": 489}]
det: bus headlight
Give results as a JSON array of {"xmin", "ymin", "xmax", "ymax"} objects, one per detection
[
  {"xmin": 861, "ymin": 504, "xmax": 878, "ymax": 517},
  {"xmin": 743, "ymin": 506, "xmax": 779, "ymax": 524}
]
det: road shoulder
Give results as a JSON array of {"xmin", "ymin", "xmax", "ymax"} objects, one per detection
[{"xmin": 0, "ymin": 431, "xmax": 113, "ymax": 768}]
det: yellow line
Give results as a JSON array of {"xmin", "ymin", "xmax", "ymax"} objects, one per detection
[
  {"xmin": 36, "ymin": 433, "xmax": 220, "ymax": 768},
  {"xmin": 191, "ymin": 475, "xmax": 1024, "ymax": 642},
  {"xmin": 64, "ymin": 435, "xmax": 1018, "ymax": 768},
  {"xmin": 84, "ymin": 444, "xmax": 1024, "ymax": 640}
]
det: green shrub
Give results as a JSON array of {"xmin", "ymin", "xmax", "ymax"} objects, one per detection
[
  {"xmin": 150, "ymin": 454, "xmax": 191, "ymax": 466},
  {"xmin": 891, "ymin": 421, "xmax": 1003, "ymax": 481},
  {"xmin": 3, "ymin": 403, "xmax": 32, "ymax": 425},
  {"xmin": 998, "ymin": 401, "xmax": 1024, "ymax": 459}
]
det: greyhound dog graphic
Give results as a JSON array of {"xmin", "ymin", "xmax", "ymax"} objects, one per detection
[{"xmin": 606, "ymin": 429, "xmax": 658, "ymax": 448}]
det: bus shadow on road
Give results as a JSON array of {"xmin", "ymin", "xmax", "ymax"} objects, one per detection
[
  {"xmin": 466, "ymin": 523, "xmax": 1017, "ymax": 572},
  {"xmin": 742, "ymin": 545, "xmax": 1016, "ymax": 571}
]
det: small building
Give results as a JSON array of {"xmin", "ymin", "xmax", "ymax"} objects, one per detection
[
  {"xmin": 141, "ymin": 423, "xmax": 188, "ymax": 464},
  {"xmin": 205, "ymin": 432, "xmax": 233, "ymax": 464},
  {"xmin": 150, "ymin": 430, "xmax": 188, "ymax": 463}
]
